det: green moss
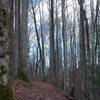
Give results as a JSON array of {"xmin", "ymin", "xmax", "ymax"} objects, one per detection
[
  {"xmin": 0, "ymin": 81, "xmax": 14, "ymax": 100},
  {"xmin": 0, "ymin": 65, "xmax": 7, "ymax": 75}
]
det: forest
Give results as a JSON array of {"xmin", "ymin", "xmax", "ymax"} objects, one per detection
[{"xmin": 0, "ymin": 0, "xmax": 100, "ymax": 100}]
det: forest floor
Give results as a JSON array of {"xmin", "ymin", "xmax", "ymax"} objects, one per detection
[{"xmin": 13, "ymin": 80, "xmax": 68, "ymax": 100}]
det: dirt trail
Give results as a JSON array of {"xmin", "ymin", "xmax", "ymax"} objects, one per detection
[{"xmin": 13, "ymin": 80, "xmax": 67, "ymax": 100}]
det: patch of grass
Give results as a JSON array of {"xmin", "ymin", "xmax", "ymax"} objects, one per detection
[{"xmin": 0, "ymin": 81, "xmax": 14, "ymax": 100}]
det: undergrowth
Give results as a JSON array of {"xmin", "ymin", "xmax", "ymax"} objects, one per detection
[{"xmin": 0, "ymin": 81, "xmax": 14, "ymax": 100}]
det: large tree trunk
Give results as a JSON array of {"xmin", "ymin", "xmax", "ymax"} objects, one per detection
[
  {"xmin": 90, "ymin": 0, "xmax": 100, "ymax": 99},
  {"xmin": 39, "ymin": 4, "xmax": 46, "ymax": 80},
  {"xmin": 90, "ymin": 0, "xmax": 95, "ymax": 99},
  {"xmin": 55, "ymin": 0, "xmax": 63, "ymax": 88},
  {"xmin": 17, "ymin": 0, "xmax": 29, "ymax": 81},
  {"xmin": 78, "ymin": 0, "xmax": 87, "ymax": 99},
  {"xmin": 0, "ymin": 1, "xmax": 15, "ymax": 99},
  {"xmin": 14, "ymin": 0, "xmax": 19, "ymax": 78},
  {"xmin": 9, "ymin": 0, "xmax": 15, "ymax": 79},
  {"xmin": 0, "ymin": 0, "xmax": 10, "ymax": 87},
  {"xmin": 50, "ymin": 0, "xmax": 56, "ymax": 83}
]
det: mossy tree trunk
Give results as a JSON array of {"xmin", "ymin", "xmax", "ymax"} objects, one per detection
[
  {"xmin": 0, "ymin": 0, "xmax": 10, "ymax": 87},
  {"xmin": 0, "ymin": 0, "xmax": 13, "ymax": 99}
]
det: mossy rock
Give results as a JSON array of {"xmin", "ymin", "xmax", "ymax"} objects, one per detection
[{"xmin": 0, "ymin": 81, "xmax": 14, "ymax": 100}]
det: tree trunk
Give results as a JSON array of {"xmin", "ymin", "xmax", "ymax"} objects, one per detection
[
  {"xmin": 50, "ymin": 0, "xmax": 56, "ymax": 83},
  {"xmin": 55, "ymin": 0, "xmax": 63, "ymax": 88},
  {"xmin": 0, "ymin": 1, "xmax": 13, "ymax": 100},
  {"xmin": 9, "ymin": 0, "xmax": 15, "ymax": 79},
  {"xmin": 17, "ymin": 0, "xmax": 29, "ymax": 81},
  {"xmin": 14, "ymin": 0, "xmax": 19, "ymax": 78},
  {"xmin": 39, "ymin": 4, "xmax": 46, "ymax": 80},
  {"xmin": 78, "ymin": 0, "xmax": 87, "ymax": 99},
  {"xmin": 0, "ymin": 0, "xmax": 10, "ymax": 87},
  {"xmin": 61, "ymin": 0, "xmax": 68, "ymax": 90},
  {"xmin": 31, "ymin": 5, "xmax": 44, "ymax": 80}
]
